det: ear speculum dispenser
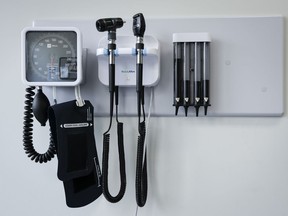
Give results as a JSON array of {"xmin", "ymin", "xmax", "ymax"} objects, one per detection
[{"xmin": 173, "ymin": 33, "xmax": 211, "ymax": 116}]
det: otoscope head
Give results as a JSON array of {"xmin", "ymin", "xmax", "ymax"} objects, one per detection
[
  {"xmin": 133, "ymin": 13, "xmax": 146, "ymax": 37},
  {"xmin": 96, "ymin": 18, "xmax": 124, "ymax": 32}
]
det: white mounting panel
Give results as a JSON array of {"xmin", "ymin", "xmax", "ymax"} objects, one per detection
[
  {"xmin": 96, "ymin": 35, "xmax": 160, "ymax": 87},
  {"xmin": 33, "ymin": 16, "xmax": 284, "ymax": 117}
]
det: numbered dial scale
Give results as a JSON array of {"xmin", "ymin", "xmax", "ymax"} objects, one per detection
[{"xmin": 21, "ymin": 27, "xmax": 83, "ymax": 86}]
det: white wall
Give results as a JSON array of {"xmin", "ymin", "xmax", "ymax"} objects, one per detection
[{"xmin": 1, "ymin": 0, "xmax": 288, "ymax": 216}]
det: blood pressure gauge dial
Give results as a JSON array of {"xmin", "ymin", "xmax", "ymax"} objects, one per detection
[{"xmin": 21, "ymin": 27, "xmax": 83, "ymax": 86}]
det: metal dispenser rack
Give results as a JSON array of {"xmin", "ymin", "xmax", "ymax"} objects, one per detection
[{"xmin": 173, "ymin": 33, "xmax": 212, "ymax": 116}]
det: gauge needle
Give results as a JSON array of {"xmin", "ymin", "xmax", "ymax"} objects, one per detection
[
  {"xmin": 49, "ymin": 54, "xmax": 56, "ymax": 79},
  {"xmin": 50, "ymin": 54, "xmax": 55, "ymax": 67}
]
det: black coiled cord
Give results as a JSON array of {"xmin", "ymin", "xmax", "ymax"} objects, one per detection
[
  {"xmin": 23, "ymin": 86, "xmax": 56, "ymax": 163},
  {"xmin": 102, "ymin": 123, "xmax": 126, "ymax": 203},
  {"xmin": 135, "ymin": 119, "xmax": 148, "ymax": 207},
  {"xmin": 102, "ymin": 88, "xmax": 126, "ymax": 203}
]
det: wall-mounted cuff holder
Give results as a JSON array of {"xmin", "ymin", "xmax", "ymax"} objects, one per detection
[
  {"xmin": 173, "ymin": 33, "xmax": 211, "ymax": 116},
  {"xmin": 96, "ymin": 35, "xmax": 160, "ymax": 87}
]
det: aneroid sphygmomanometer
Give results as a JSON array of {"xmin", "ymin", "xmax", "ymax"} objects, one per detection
[
  {"xmin": 21, "ymin": 13, "xmax": 153, "ymax": 208},
  {"xmin": 21, "ymin": 27, "xmax": 102, "ymax": 207}
]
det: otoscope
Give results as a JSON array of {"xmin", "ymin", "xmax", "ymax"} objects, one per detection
[
  {"xmin": 96, "ymin": 17, "xmax": 126, "ymax": 203},
  {"xmin": 133, "ymin": 13, "xmax": 148, "ymax": 207}
]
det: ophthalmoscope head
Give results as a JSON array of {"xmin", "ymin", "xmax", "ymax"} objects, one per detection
[{"xmin": 133, "ymin": 13, "xmax": 146, "ymax": 37}]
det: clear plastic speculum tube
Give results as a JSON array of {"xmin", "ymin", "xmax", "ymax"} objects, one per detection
[{"xmin": 173, "ymin": 42, "xmax": 183, "ymax": 115}]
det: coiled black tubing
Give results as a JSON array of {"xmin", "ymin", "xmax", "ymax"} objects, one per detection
[
  {"xmin": 135, "ymin": 120, "xmax": 148, "ymax": 207},
  {"xmin": 102, "ymin": 89, "xmax": 126, "ymax": 203},
  {"xmin": 23, "ymin": 86, "xmax": 56, "ymax": 163}
]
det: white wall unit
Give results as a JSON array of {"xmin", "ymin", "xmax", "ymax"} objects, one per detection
[
  {"xmin": 34, "ymin": 16, "xmax": 284, "ymax": 117},
  {"xmin": 2, "ymin": 0, "xmax": 288, "ymax": 215}
]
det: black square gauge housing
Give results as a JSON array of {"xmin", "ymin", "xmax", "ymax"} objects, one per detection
[{"xmin": 21, "ymin": 27, "xmax": 83, "ymax": 86}]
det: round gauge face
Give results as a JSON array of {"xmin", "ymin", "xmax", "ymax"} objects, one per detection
[{"xmin": 25, "ymin": 31, "xmax": 78, "ymax": 82}]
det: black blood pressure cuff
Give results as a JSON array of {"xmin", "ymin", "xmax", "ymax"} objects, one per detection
[{"xmin": 48, "ymin": 100, "xmax": 102, "ymax": 207}]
